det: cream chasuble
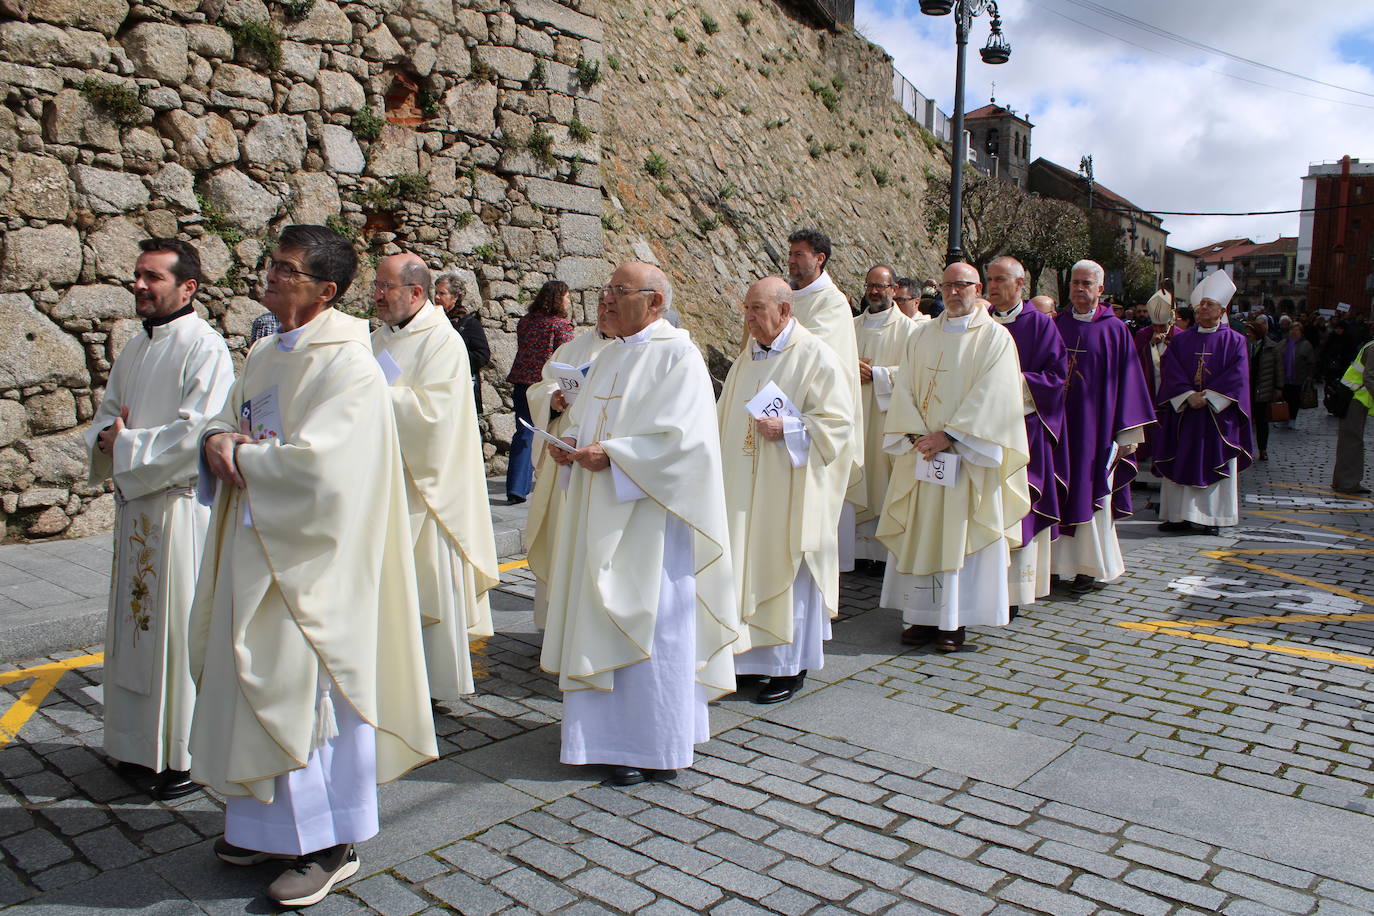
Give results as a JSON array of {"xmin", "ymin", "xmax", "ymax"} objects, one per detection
[
  {"xmin": 372, "ymin": 303, "xmax": 498, "ymax": 699},
  {"xmin": 792, "ymin": 272, "xmax": 863, "ymax": 482},
  {"xmin": 86, "ymin": 312, "xmax": 233, "ymax": 773},
  {"xmin": 187, "ymin": 307, "xmax": 436, "ymax": 803},
  {"xmin": 540, "ymin": 319, "xmax": 739, "ymax": 701},
  {"xmin": 526, "ymin": 329, "xmax": 613, "ymax": 628},
  {"xmin": 877, "ymin": 311, "xmax": 1030, "ymax": 577},
  {"xmin": 848, "ymin": 307, "xmax": 920, "ymax": 518},
  {"xmin": 717, "ymin": 320, "xmax": 852, "ymax": 654}
]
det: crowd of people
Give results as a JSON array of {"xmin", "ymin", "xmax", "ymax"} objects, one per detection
[{"xmin": 86, "ymin": 225, "xmax": 1374, "ymax": 908}]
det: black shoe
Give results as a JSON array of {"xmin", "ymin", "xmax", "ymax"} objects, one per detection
[
  {"xmin": 506, "ymin": 494, "xmax": 527, "ymax": 505},
  {"xmin": 1067, "ymin": 574, "xmax": 1097, "ymax": 594},
  {"xmin": 647, "ymin": 768, "xmax": 678, "ymax": 783},
  {"xmin": 1198, "ymin": 525, "xmax": 1220, "ymax": 536},
  {"xmin": 901, "ymin": 624, "xmax": 938, "ymax": 646},
  {"xmin": 755, "ymin": 671, "xmax": 806, "ymax": 705},
  {"xmin": 934, "ymin": 628, "xmax": 966, "ymax": 652},
  {"xmin": 1009, "ymin": 605, "xmax": 1019, "ymax": 621},
  {"xmin": 1157, "ymin": 521, "xmax": 1191, "ymax": 533},
  {"xmin": 154, "ymin": 770, "xmax": 200, "ymax": 801},
  {"xmin": 603, "ymin": 766, "xmax": 648, "ymax": 787},
  {"xmin": 732, "ymin": 674, "xmax": 768, "ymax": 696}
]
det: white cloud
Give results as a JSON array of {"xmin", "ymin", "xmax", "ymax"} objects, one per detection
[{"xmin": 856, "ymin": 0, "xmax": 1374, "ymax": 251}]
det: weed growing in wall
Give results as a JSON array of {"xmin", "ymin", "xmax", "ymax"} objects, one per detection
[
  {"xmin": 349, "ymin": 106, "xmax": 384, "ymax": 142},
  {"xmin": 228, "ymin": 20, "xmax": 283, "ymax": 68},
  {"xmin": 643, "ymin": 153, "xmax": 668, "ymax": 177},
  {"xmin": 78, "ymin": 79, "xmax": 143, "ymax": 126}
]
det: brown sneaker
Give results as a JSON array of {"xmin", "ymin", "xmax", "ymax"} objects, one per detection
[
  {"xmin": 213, "ymin": 837, "xmax": 294, "ymax": 867},
  {"xmin": 266, "ymin": 844, "xmax": 359, "ymax": 907}
]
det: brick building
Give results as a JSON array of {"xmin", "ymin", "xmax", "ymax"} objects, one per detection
[
  {"xmin": 1298, "ymin": 156, "xmax": 1374, "ymax": 318},
  {"xmin": 963, "ymin": 100, "xmax": 1033, "ymax": 189}
]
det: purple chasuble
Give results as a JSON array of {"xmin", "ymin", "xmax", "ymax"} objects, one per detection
[
  {"xmin": 1054, "ymin": 304, "xmax": 1155, "ymax": 530},
  {"xmin": 1151, "ymin": 326, "xmax": 1254, "ymax": 488},
  {"xmin": 997, "ymin": 303, "xmax": 1068, "ymax": 544},
  {"xmin": 1132, "ymin": 323, "xmax": 1179, "ymax": 463}
]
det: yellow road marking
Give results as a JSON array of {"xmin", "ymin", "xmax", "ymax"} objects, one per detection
[
  {"xmin": 1265, "ymin": 481, "xmax": 1373, "ymax": 502},
  {"xmin": 0, "ymin": 653, "xmax": 104, "ymax": 748},
  {"xmin": 498, "ymin": 559, "xmax": 528, "ymax": 572},
  {"xmin": 1118, "ymin": 510, "xmax": 1374, "ymax": 668}
]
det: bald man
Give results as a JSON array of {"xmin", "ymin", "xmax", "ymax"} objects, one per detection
[
  {"xmin": 719, "ymin": 278, "xmax": 852, "ymax": 705},
  {"xmin": 1030, "ymin": 295, "xmax": 1057, "ymax": 317},
  {"xmin": 876, "ymin": 263, "xmax": 1030, "ymax": 652},
  {"xmin": 541, "ymin": 262, "xmax": 739, "ymax": 786},
  {"xmin": 371, "ymin": 254, "xmax": 498, "ymax": 703}
]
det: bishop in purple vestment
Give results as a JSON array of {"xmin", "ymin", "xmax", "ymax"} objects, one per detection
[
  {"xmin": 986, "ymin": 257, "xmax": 1067, "ymax": 609},
  {"xmin": 1153, "ymin": 276, "xmax": 1252, "ymax": 533},
  {"xmin": 1050, "ymin": 261, "xmax": 1155, "ymax": 593},
  {"xmin": 1132, "ymin": 290, "xmax": 1179, "ymax": 469}
]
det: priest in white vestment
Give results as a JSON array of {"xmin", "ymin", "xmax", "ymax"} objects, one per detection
[
  {"xmin": 542, "ymin": 262, "xmax": 739, "ymax": 788},
  {"xmin": 86, "ymin": 238, "xmax": 233, "ymax": 801},
  {"xmin": 371, "ymin": 253, "xmax": 498, "ymax": 700},
  {"xmin": 526, "ymin": 305, "xmax": 613, "ymax": 628},
  {"xmin": 877, "ymin": 263, "xmax": 1030, "ymax": 652},
  {"xmin": 190, "ymin": 226, "xmax": 436, "ymax": 908},
  {"xmin": 841, "ymin": 265, "xmax": 923, "ymax": 572},
  {"xmin": 786, "ymin": 228, "xmax": 862, "ymax": 483},
  {"xmin": 718, "ymin": 278, "xmax": 852, "ymax": 705}
]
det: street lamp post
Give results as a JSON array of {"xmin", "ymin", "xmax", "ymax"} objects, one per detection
[{"xmin": 921, "ymin": 0, "xmax": 1010, "ymax": 266}]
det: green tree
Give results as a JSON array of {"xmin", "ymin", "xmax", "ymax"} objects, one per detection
[
  {"xmin": 1008, "ymin": 197, "xmax": 1088, "ymax": 298},
  {"xmin": 1123, "ymin": 253, "xmax": 1159, "ymax": 305}
]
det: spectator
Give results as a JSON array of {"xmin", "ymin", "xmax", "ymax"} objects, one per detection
[
  {"xmin": 1247, "ymin": 316, "xmax": 1284, "ymax": 461},
  {"xmin": 435, "ymin": 271, "xmax": 490, "ymax": 412},
  {"xmin": 1280, "ymin": 322, "xmax": 1315, "ymax": 430},
  {"xmin": 505, "ymin": 280, "xmax": 575, "ymax": 504},
  {"xmin": 249, "ymin": 311, "xmax": 280, "ymax": 344}
]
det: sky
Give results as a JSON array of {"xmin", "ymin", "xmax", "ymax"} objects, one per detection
[{"xmin": 855, "ymin": 0, "xmax": 1374, "ymax": 252}]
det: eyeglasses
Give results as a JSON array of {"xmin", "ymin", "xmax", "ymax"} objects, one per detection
[
  {"xmin": 266, "ymin": 259, "xmax": 327, "ymax": 283},
  {"xmin": 372, "ymin": 281, "xmax": 420, "ymax": 294},
  {"xmin": 599, "ymin": 285, "xmax": 655, "ymax": 298},
  {"xmin": 939, "ymin": 280, "xmax": 977, "ymax": 292},
  {"xmin": 865, "ymin": 282, "xmax": 894, "ymax": 290}
]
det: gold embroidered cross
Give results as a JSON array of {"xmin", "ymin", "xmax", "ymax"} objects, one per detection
[
  {"xmin": 1192, "ymin": 344, "xmax": 1213, "ymax": 390},
  {"xmin": 919, "ymin": 352, "xmax": 947, "ymax": 417},
  {"xmin": 1064, "ymin": 339, "xmax": 1088, "ymax": 395},
  {"xmin": 591, "ymin": 372, "xmax": 623, "ymax": 442}
]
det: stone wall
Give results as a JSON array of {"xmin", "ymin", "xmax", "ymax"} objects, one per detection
[
  {"xmin": 596, "ymin": 0, "xmax": 948, "ymax": 376},
  {"xmin": 0, "ymin": 0, "xmax": 949, "ymax": 540},
  {"xmin": 0, "ymin": 0, "xmax": 609, "ymax": 540}
]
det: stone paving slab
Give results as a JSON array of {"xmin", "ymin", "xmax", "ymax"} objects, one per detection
[
  {"xmin": 1022, "ymin": 746, "xmax": 1374, "ymax": 887},
  {"xmin": 2, "ymin": 408, "xmax": 1373, "ymax": 914}
]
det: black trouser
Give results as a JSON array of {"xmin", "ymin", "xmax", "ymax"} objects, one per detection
[
  {"xmin": 1254, "ymin": 401, "xmax": 1270, "ymax": 454},
  {"xmin": 1282, "ymin": 383, "xmax": 1304, "ymax": 426}
]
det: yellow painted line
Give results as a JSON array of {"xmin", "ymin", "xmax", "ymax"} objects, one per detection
[
  {"xmin": 498, "ymin": 559, "xmax": 528, "ymax": 573},
  {"xmin": 1121, "ymin": 619, "xmax": 1374, "ymax": 668},
  {"xmin": 1201, "ymin": 552, "xmax": 1374, "ymax": 608},
  {"xmin": 0, "ymin": 653, "xmax": 104, "ymax": 748},
  {"xmin": 1265, "ymin": 481, "xmax": 1373, "ymax": 501},
  {"xmin": 1246, "ymin": 510, "xmax": 1374, "ymax": 542}
]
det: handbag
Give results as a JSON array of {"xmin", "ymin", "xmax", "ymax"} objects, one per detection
[
  {"xmin": 1269, "ymin": 400, "xmax": 1291, "ymax": 423},
  {"xmin": 1302, "ymin": 380, "xmax": 1318, "ymax": 409}
]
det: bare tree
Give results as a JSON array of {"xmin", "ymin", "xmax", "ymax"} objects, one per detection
[{"xmin": 922, "ymin": 168, "xmax": 1034, "ymax": 271}]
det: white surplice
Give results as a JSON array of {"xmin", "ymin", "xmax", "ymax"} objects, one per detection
[
  {"xmin": 734, "ymin": 566, "xmax": 831, "ymax": 676},
  {"xmin": 1160, "ymin": 458, "xmax": 1239, "ymax": 526},
  {"xmin": 1050, "ymin": 425, "xmax": 1145, "ymax": 583},
  {"xmin": 85, "ymin": 311, "xmax": 233, "ymax": 773}
]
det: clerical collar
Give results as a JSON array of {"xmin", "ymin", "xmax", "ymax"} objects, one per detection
[
  {"xmin": 394, "ymin": 301, "xmax": 431, "ymax": 331},
  {"xmin": 1197, "ymin": 322, "xmax": 1221, "ymax": 334},
  {"xmin": 793, "ymin": 271, "xmax": 832, "ymax": 297},
  {"xmin": 143, "ymin": 304, "xmax": 194, "ymax": 337},
  {"xmin": 277, "ymin": 310, "xmax": 328, "ymax": 352},
  {"xmin": 991, "ymin": 302, "xmax": 1023, "ymax": 324},
  {"xmin": 1071, "ymin": 307, "xmax": 1097, "ymax": 322},
  {"xmin": 942, "ymin": 312, "xmax": 973, "ymax": 334},
  {"xmin": 618, "ymin": 319, "xmax": 661, "ymax": 345},
  {"xmin": 751, "ymin": 317, "xmax": 795, "ymax": 359}
]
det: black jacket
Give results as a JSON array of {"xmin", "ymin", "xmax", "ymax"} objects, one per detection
[{"xmin": 450, "ymin": 311, "xmax": 490, "ymax": 411}]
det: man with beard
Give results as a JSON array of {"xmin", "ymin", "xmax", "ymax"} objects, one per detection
[
  {"xmin": 984, "ymin": 256, "xmax": 1067, "ymax": 615},
  {"xmin": 86, "ymin": 238, "xmax": 234, "ymax": 801},
  {"xmin": 877, "ymin": 263, "xmax": 1029, "ymax": 652},
  {"xmin": 841, "ymin": 264, "xmax": 922, "ymax": 573},
  {"xmin": 786, "ymin": 228, "xmax": 862, "ymax": 484},
  {"xmin": 1051, "ymin": 260, "xmax": 1155, "ymax": 594}
]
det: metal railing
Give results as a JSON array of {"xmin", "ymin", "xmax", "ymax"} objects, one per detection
[{"xmin": 891, "ymin": 70, "xmax": 953, "ymax": 143}]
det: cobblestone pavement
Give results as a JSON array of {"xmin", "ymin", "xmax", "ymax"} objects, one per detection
[{"xmin": 2, "ymin": 409, "xmax": 1373, "ymax": 914}]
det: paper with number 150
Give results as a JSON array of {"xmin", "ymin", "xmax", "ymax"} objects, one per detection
[{"xmin": 744, "ymin": 381, "xmax": 799, "ymax": 420}]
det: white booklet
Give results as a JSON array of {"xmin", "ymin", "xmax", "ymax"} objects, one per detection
[
  {"xmin": 914, "ymin": 451, "xmax": 959, "ymax": 487},
  {"xmin": 549, "ymin": 361, "xmax": 593, "ymax": 404},
  {"xmin": 745, "ymin": 381, "xmax": 800, "ymax": 420},
  {"xmin": 375, "ymin": 350, "xmax": 402, "ymax": 385},
  {"xmin": 240, "ymin": 385, "xmax": 283, "ymax": 442},
  {"xmin": 1106, "ymin": 440, "xmax": 1120, "ymax": 474},
  {"xmin": 519, "ymin": 417, "xmax": 577, "ymax": 453}
]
